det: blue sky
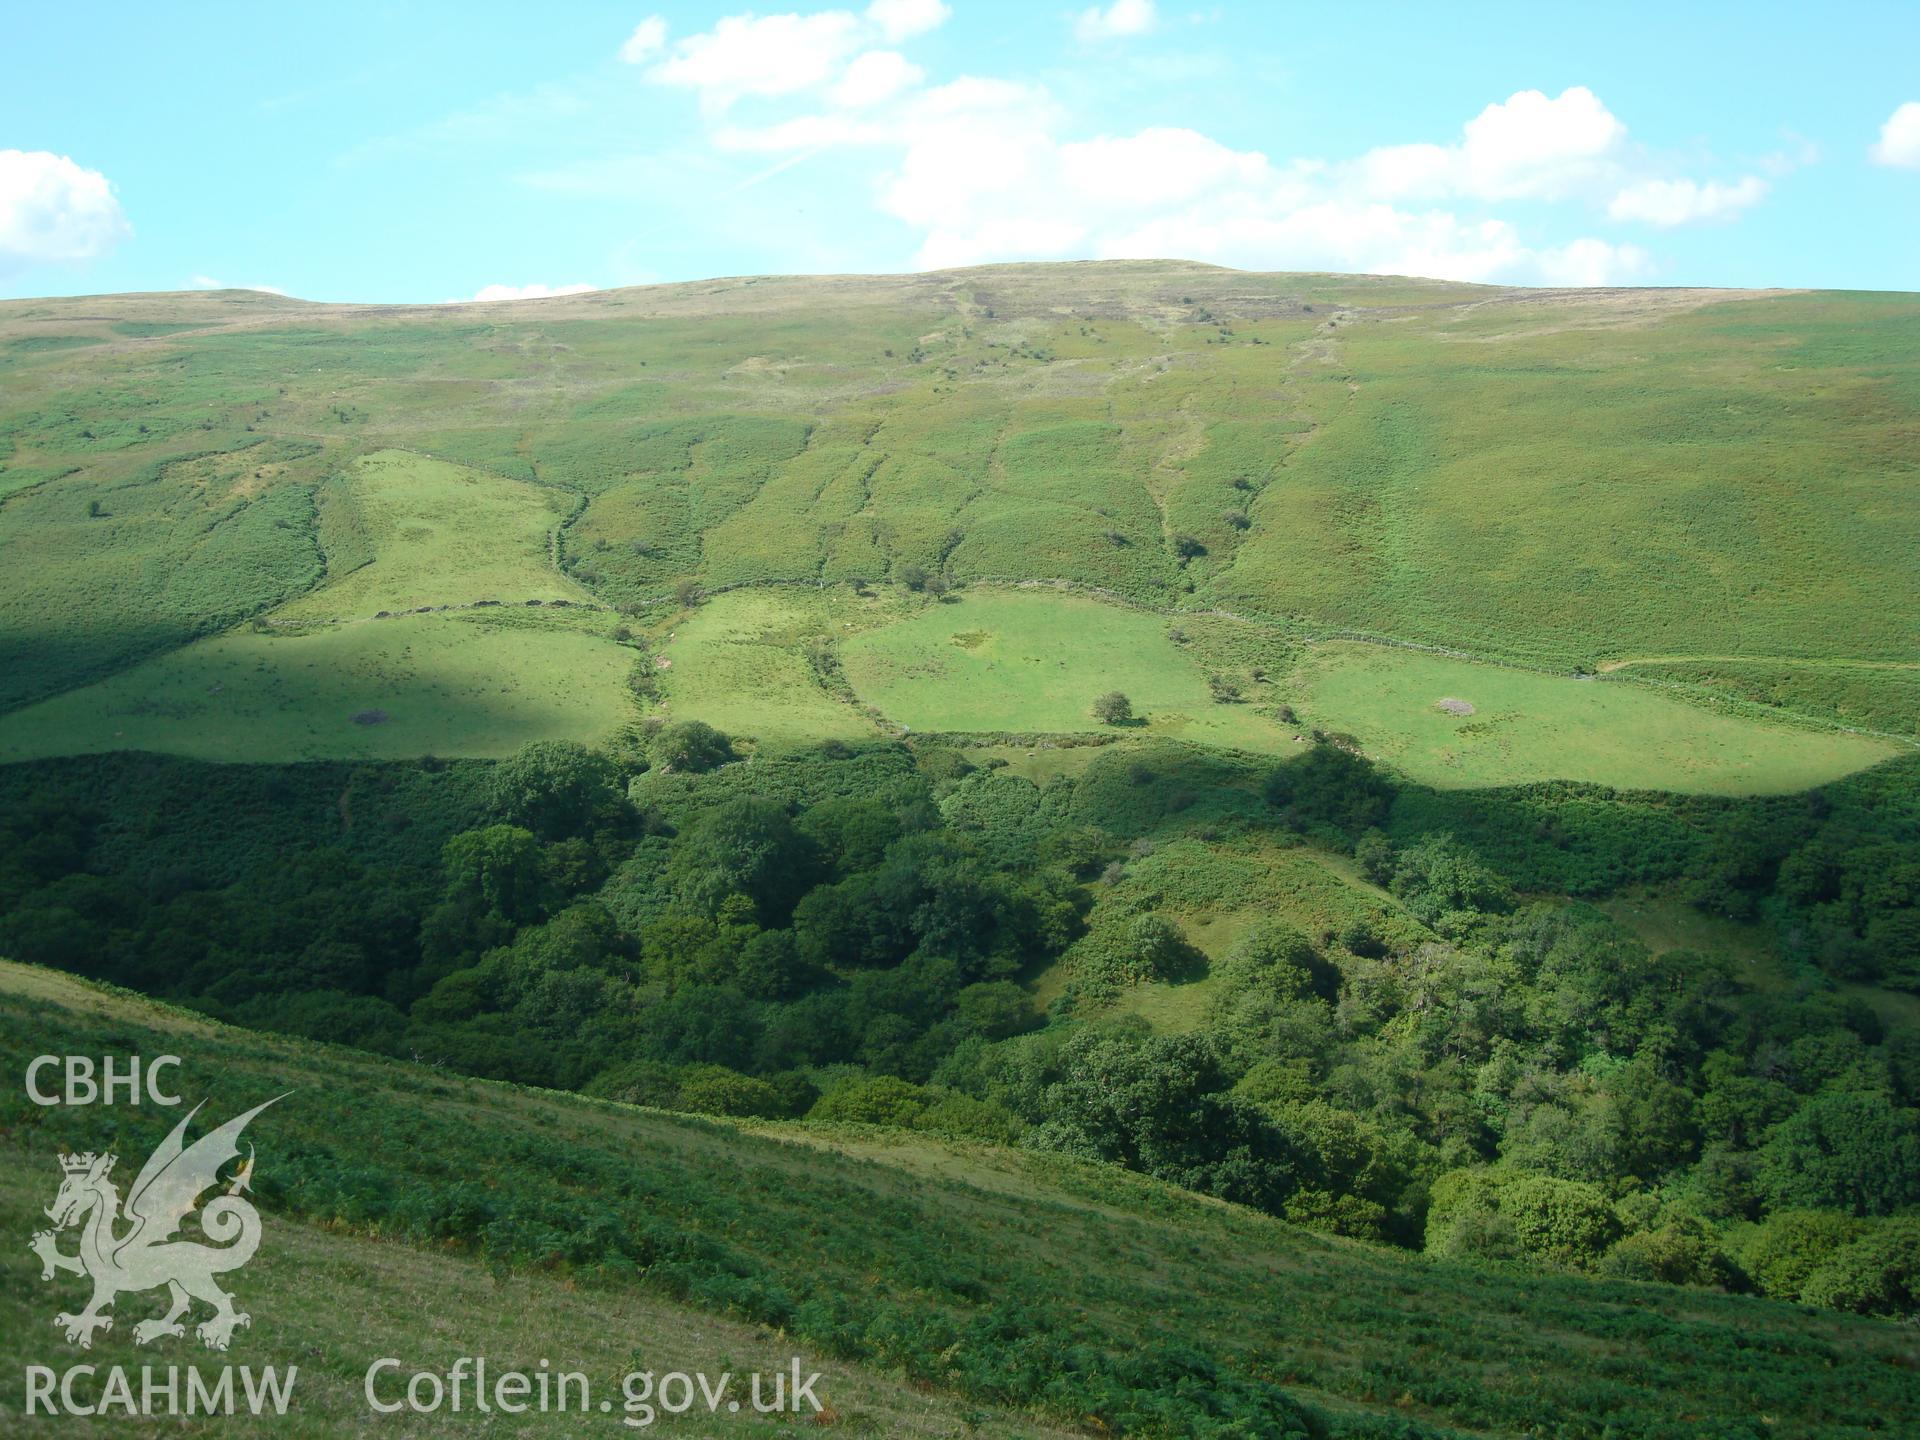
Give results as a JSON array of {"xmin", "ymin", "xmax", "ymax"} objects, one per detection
[{"xmin": 3, "ymin": 0, "xmax": 1917, "ymax": 301}]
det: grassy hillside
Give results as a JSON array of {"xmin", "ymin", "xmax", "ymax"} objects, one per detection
[
  {"xmin": 1216, "ymin": 291, "xmax": 1920, "ymax": 669},
  {"xmin": 2, "ymin": 264, "xmax": 1914, "ymax": 782},
  {"xmin": 3, "ymin": 264, "xmax": 1916, "ymax": 1436},
  {"xmin": 5, "ymin": 960, "xmax": 1917, "ymax": 1439}
]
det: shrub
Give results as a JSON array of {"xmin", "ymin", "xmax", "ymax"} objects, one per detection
[
  {"xmin": 1088, "ymin": 914, "xmax": 1205, "ymax": 985},
  {"xmin": 914, "ymin": 1093, "xmax": 1022, "ymax": 1144},
  {"xmin": 1427, "ymin": 1169, "xmax": 1621, "ymax": 1272},
  {"xmin": 952, "ymin": 980, "xmax": 1041, "ymax": 1040},
  {"xmin": 1501, "ymin": 1175, "xmax": 1622, "ymax": 1270},
  {"xmin": 1424, "ymin": 1170, "xmax": 1520, "ymax": 1265},
  {"xmin": 1754, "ymin": 1091, "xmax": 1920, "ymax": 1216},
  {"xmin": 1390, "ymin": 834, "xmax": 1515, "ymax": 927},
  {"xmin": 1354, "ymin": 829, "xmax": 1394, "ymax": 886},
  {"xmin": 1798, "ymin": 1218, "xmax": 1920, "ymax": 1316},
  {"xmin": 1267, "ymin": 1101, "xmax": 1407, "ymax": 1243},
  {"xmin": 488, "ymin": 740, "xmax": 624, "ymax": 839},
  {"xmin": 667, "ymin": 796, "xmax": 820, "ymax": 924},
  {"xmin": 1264, "ymin": 744, "xmax": 1393, "ymax": 834},
  {"xmin": 1092, "ymin": 691, "xmax": 1133, "ymax": 725},
  {"xmin": 1338, "ymin": 921, "xmax": 1388, "ymax": 959},
  {"xmin": 584, "ymin": 1058, "xmax": 682, "ymax": 1108},
  {"xmin": 1025, "ymin": 1029, "xmax": 1303, "ymax": 1213},
  {"xmin": 651, "ymin": 720, "xmax": 736, "ymax": 774},
  {"xmin": 674, "ymin": 1065, "xmax": 788, "ymax": 1119},
  {"xmin": 810, "ymin": 1075, "xmax": 931, "ymax": 1127},
  {"xmin": 1738, "ymin": 1210, "xmax": 1865, "ymax": 1300},
  {"xmin": 1206, "ymin": 673, "xmax": 1243, "ymax": 704},
  {"xmin": 1600, "ymin": 1213, "xmax": 1738, "ymax": 1289}
]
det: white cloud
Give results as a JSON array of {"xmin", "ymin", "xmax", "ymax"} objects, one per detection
[
  {"xmin": 716, "ymin": 113, "xmax": 888, "ymax": 153},
  {"xmin": 1074, "ymin": 0, "xmax": 1157, "ymax": 42},
  {"xmin": 865, "ymin": 0, "xmax": 949, "ymax": 43},
  {"xmin": 930, "ymin": 189, "xmax": 1647, "ymax": 287},
  {"xmin": 1607, "ymin": 175, "xmax": 1768, "ymax": 227},
  {"xmin": 1350, "ymin": 142, "xmax": 1452, "ymax": 200},
  {"xmin": 871, "ymin": 78, "xmax": 1060, "ymax": 236},
  {"xmin": 0, "ymin": 149, "xmax": 130, "ymax": 271},
  {"xmin": 648, "ymin": 11, "xmax": 866, "ymax": 109},
  {"xmin": 635, "ymin": 23, "xmax": 1731, "ymax": 288},
  {"xmin": 618, "ymin": 16, "xmax": 668, "ymax": 64},
  {"xmin": 462, "ymin": 282, "xmax": 596, "ymax": 302},
  {"xmin": 1870, "ymin": 101, "xmax": 1920, "ymax": 169},
  {"xmin": 1061, "ymin": 128, "xmax": 1272, "ymax": 206},
  {"xmin": 640, "ymin": 5, "xmax": 948, "ymax": 111},
  {"xmin": 833, "ymin": 50, "xmax": 923, "ymax": 108},
  {"xmin": 1534, "ymin": 238, "xmax": 1651, "ymax": 287},
  {"xmin": 1457, "ymin": 86, "xmax": 1625, "ymax": 198},
  {"xmin": 860, "ymin": 86, "xmax": 1640, "ymax": 284},
  {"xmin": 1355, "ymin": 87, "xmax": 1626, "ymax": 201},
  {"xmin": 1099, "ymin": 205, "xmax": 1533, "ymax": 284}
]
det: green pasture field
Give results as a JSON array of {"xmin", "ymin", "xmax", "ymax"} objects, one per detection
[
  {"xmin": 841, "ymin": 588, "xmax": 1300, "ymax": 750},
  {"xmin": 1292, "ymin": 641, "xmax": 1903, "ymax": 794},
  {"xmin": 653, "ymin": 587, "xmax": 882, "ymax": 749},
  {"xmin": 0, "ymin": 608, "xmax": 633, "ymax": 763},
  {"xmin": 277, "ymin": 449, "xmax": 589, "ymax": 619}
]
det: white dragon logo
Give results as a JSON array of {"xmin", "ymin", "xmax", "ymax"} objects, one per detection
[{"xmin": 30, "ymin": 1097, "xmax": 283, "ymax": 1351}]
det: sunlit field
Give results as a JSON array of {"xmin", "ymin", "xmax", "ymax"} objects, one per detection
[{"xmin": 1292, "ymin": 641, "xmax": 1902, "ymax": 793}]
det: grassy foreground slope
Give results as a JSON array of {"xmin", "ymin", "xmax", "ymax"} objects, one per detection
[
  {"xmin": 4, "ymin": 961, "xmax": 1917, "ymax": 1440},
  {"xmin": 2, "ymin": 1082, "xmax": 1064, "ymax": 1440}
]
